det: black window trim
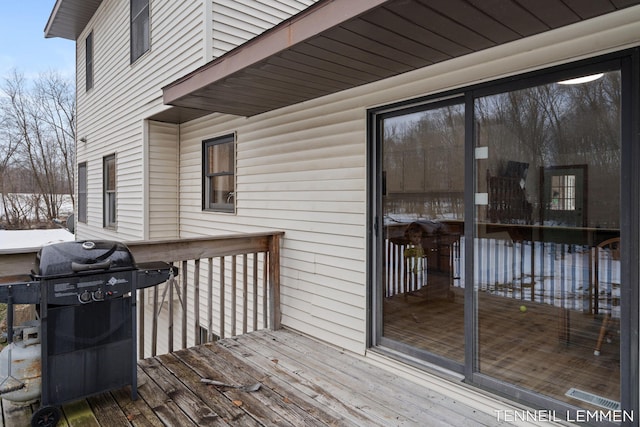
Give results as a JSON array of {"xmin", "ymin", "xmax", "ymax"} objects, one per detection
[
  {"xmin": 202, "ymin": 133, "xmax": 236, "ymax": 213},
  {"xmin": 85, "ymin": 31, "xmax": 93, "ymax": 91},
  {"xmin": 77, "ymin": 161, "xmax": 88, "ymax": 224},
  {"xmin": 130, "ymin": 0, "xmax": 150, "ymax": 64},
  {"xmin": 103, "ymin": 154, "xmax": 117, "ymax": 228}
]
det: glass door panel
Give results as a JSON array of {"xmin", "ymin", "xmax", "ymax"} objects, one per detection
[
  {"xmin": 381, "ymin": 102, "xmax": 465, "ymax": 364},
  {"xmin": 474, "ymin": 71, "xmax": 621, "ymax": 409}
]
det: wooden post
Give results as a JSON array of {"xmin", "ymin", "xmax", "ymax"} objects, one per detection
[
  {"xmin": 181, "ymin": 260, "xmax": 188, "ymax": 349},
  {"xmin": 242, "ymin": 253, "xmax": 248, "ymax": 335},
  {"xmin": 252, "ymin": 254, "xmax": 258, "ymax": 331},
  {"xmin": 219, "ymin": 256, "xmax": 225, "ymax": 339},
  {"xmin": 194, "ymin": 259, "xmax": 200, "ymax": 346},
  {"xmin": 231, "ymin": 255, "xmax": 237, "ymax": 336},
  {"xmin": 207, "ymin": 258, "xmax": 213, "ymax": 342},
  {"xmin": 269, "ymin": 234, "xmax": 281, "ymax": 330}
]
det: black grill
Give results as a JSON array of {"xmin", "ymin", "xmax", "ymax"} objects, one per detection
[{"xmin": 0, "ymin": 240, "xmax": 177, "ymax": 427}]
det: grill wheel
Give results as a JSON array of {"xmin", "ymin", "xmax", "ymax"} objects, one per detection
[{"xmin": 31, "ymin": 405, "xmax": 61, "ymax": 427}]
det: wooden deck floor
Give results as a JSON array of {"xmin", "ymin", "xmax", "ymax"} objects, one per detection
[{"xmin": 1, "ymin": 329, "xmax": 525, "ymax": 427}]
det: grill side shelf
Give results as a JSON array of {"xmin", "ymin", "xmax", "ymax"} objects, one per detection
[
  {"xmin": 135, "ymin": 262, "xmax": 178, "ymax": 289},
  {"xmin": 0, "ymin": 279, "xmax": 41, "ymax": 304}
]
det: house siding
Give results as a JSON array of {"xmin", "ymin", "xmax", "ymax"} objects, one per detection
[
  {"xmin": 211, "ymin": 0, "xmax": 318, "ymax": 58},
  {"xmin": 176, "ymin": 6, "xmax": 640, "ymax": 354},
  {"xmin": 147, "ymin": 121, "xmax": 180, "ymax": 240},
  {"xmin": 75, "ymin": 0, "xmax": 312, "ymax": 241},
  {"xmin": 75, "ymin": 0, "xmax": 205, "ymax": 241}
]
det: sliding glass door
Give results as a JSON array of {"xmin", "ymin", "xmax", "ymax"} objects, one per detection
[
  {"xmin": 474, "ymin": 70, "xmax": 621, "ymax": 410},
  {"xmin": 379, "ymin": 99, "xmax": 465, "ymax": 368},
  {"xmin": 371, "ymin": 53, "xmax": 637, "ymax": 417}
]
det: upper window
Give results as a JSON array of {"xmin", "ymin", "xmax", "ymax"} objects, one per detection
[
  {"xmin": 78, "ymin": 162, "xmax": 87, "ymax": 223},
  {"xmin": 103, "ymin": 154, "xmax": 116, "ymax": 228},
  {"xmin": 85, "ymin": 32, "xmax": 93, "ymax": 91},
  {"xmin": 130, "ymin": 0, "xmax": 149, "ymax": 63},
  {"xmin": 203, "ymin": 134, "xmax": 235, "ymax": 213}
]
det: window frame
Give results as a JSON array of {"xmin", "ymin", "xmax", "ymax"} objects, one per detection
[
  {"xmin": 85, "ymin": 31, "xmax": 93, "ymax": 91},
  {"xmin": 103, "ymin": 154, "xmax": 117, "ymax": 228},
  {"xmin": 77, "ymin": 162, "xmax": 87, "ymax": 223},
  {"xmin": 130, "ymin": 0, "xmax": 150, "ymax": 64},
  {"xmin": 202, "ymin": 134, "xmax": 236, "ymax": 213}
]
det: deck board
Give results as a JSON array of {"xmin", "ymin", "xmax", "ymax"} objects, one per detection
[{"xmin": 1, "ymin": 329, "xmax": 527, "ymax": 426}]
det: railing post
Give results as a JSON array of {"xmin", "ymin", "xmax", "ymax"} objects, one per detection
[
  {"xmin": 194, "ymin": 259, "xmax": 200, "ymax": 346},
  {"xmin": 231, "ymin": 255, "xmax": 237, "ymax": 336},
  {"xmin": 182, "ymin": 260, "xmax": 188, "ymax": 350},
  {"xmin": 268, "ymin": 234, "xmax": 281, "ymax": 330},
  {"xmin": 220, "ymin": 256, "xmax": 226, "ymax": 339}
]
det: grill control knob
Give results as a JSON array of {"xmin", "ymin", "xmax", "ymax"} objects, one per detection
[
  {"xmin": 79, "ymin": 290, "xmax": 92, "ymax": 303},
  {"xmin": 93, "ymin": 289, "xmax": 104, "ymax": 301}
]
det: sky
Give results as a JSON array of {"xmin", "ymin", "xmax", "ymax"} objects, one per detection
[{"xmin": 0, "ymin": 1, "xmax": 76, "ymax": 80}]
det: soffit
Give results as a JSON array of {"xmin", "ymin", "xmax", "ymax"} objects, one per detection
[
  {"xmin": 45, "ymin": 0, "xmax": 102, "ymax": 40},
  {"xmin": 162, "ymin": 0, "xmax": 640, "ymax": 119}
]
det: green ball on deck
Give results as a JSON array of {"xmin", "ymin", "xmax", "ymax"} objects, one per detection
[{"xmin": 519, "ymin": 305, "xmax": 527, "ymax": 313}]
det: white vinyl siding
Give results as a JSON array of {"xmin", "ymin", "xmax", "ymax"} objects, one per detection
[
  {"xmin": 75, "ymin": 0, "xmax": 205, "ymax": 241},
  {"xmin": 147, "ymin": 121, "xmax": 179, "ymax": 240},
  {"xmin": 211, "ymin": 0, "xmax": 317, "ymax": 58},
  {"xmin": 76, "ymin": 0, "xmax": 314, "ymax": 242},
  {"xmin": 176, "ymin": 7, "xmax": 640, "ymax": 354},
  {"xmin": 179, "ymin": 105, "xmax": 366, "ymax": 352}
]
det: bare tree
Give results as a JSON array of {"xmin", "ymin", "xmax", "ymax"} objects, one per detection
[
  {"xmin": 0, "ymin": 69, "xmax": 75, "ymax": 228},
  {"xmin": 0, "ymin": 117, "xmax": 21, "ymax": 227}
]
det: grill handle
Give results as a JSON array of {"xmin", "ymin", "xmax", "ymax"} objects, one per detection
[{"xmin": 71, "ymin": 259, "xmax": 112, "ymax": 272}]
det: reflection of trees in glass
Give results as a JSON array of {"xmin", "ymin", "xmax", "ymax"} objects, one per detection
[
  {"xmin": 383, "ymin": 104, "xmax": 465, "ymax": 220},
  {"xmin": 476, "ymin": 71, "xmax": 620, "ymax": 227},
  {"xmin": 477, "ymin": 72, "xmax": 620, "ymax": 167},
  {"xmin": 382, "ymin": 71, "xmax": 620, "ymax": 227}
]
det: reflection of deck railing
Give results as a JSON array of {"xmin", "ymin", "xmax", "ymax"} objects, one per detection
[
  {"xmin": 0, "ymin": 232, "xmax": 283, "ymax": 359},
  {"xmin": 472, "ymin": 238, "xmax": 619, "ymax": 315},
  {"xmin": 385, "ymin": 232, "xmax": 620, "ymax": 316}
]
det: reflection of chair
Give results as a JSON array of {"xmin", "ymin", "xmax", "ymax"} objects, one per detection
[{"xmin": 593, "ymin": 237, "xmax": 621, "ymax": 356}]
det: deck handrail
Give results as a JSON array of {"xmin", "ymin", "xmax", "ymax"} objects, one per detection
[
  {"xmin": 129, "ymin": 232, "xmax": 283, "ymax": 358},
  {"xmin": 0, "ymin": 231, "xmax": 283, "ymax": 359}
]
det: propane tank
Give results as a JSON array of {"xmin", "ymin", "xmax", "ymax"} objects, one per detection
[{"xmin": 0, "ymin": 320, "xmax": 42, "ymax": 402}]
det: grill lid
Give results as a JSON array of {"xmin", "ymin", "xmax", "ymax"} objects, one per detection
[{"xmin": 33, "ymin": 240, "xmax": 136, "ymax": 278}]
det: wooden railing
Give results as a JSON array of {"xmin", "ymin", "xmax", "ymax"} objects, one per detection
[
  {"xmin": 129, "ymin": 232, "xmax": 282, "ymax": 358},
  {"xmin": 0, "ymin": 231, "xmax": 283, "ymax": 359}
]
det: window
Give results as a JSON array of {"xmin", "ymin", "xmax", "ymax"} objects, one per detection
[
  {"xmin": 550, "ymin": 174, "xmax": 576, "ymax": 210},
  {"xmin": 78, "ymin": 162, "xmax": 87, "ymax": 223},
  {"xmin": 103, "ymin": 154, "xmax": 116, "ymax": 228},
  {"xmin": 203, "ymin": 134, "xmax": 235, "ymax": 212},
  {"xmin": 130, "ymin": 0, "xmax": 149, "ymax": 63},
  {"xmin": 85, "ymin": 32, "xmax": 93, "ymax": 91}
]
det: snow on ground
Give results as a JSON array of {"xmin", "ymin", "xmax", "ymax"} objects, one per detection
[{"xmin": 0, "ymin": 228, "xmax": 74, "ymax": 252}]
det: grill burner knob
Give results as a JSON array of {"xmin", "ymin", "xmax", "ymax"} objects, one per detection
[
  {"xmin": 93, "ymin": 289, "xmax": 104, "ymax": 301},
  {"xmin": 79, "ymin": 290, "xmax": 92, "ymax": 303}
]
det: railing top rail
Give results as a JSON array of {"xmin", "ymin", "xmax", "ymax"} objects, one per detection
[
  {"xmin": 128, "ymin": 231, "xmax": 284, "ymax": 263},
  {"xmin": 0, "ymin": 231, "xmax": 284, "ymax": 277}
]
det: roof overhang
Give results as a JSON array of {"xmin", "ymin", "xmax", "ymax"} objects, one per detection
[
  {"xmin": 45, "ymin": 0, "xmax": 102, "ymax": 40},
  {"xmin": 162, "ymin": 0, "xmax": 640, "ymax": 120}
]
